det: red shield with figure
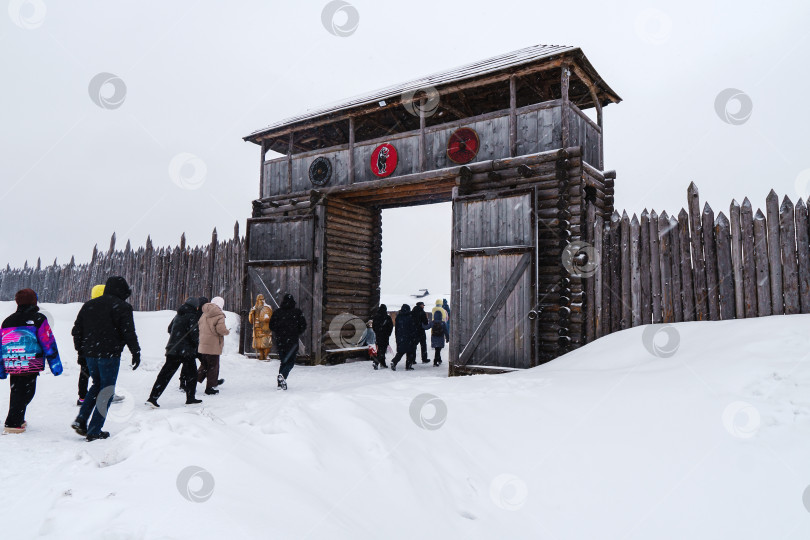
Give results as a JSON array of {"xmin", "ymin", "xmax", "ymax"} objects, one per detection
[{"xmin": 370, "ymin": 143, "xmax": 398, "ymax": 178}]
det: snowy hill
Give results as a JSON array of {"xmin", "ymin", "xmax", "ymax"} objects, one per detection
[{"xmin": 0, "ymin": 301, "xmax": 808, "ymax": 539}]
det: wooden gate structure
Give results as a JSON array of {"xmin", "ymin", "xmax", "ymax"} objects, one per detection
[{"xmin": 242, "ymin": 44, "xmax": 620, "ymax": 372}]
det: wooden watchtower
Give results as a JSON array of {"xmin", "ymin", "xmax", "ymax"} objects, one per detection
[{"xmin": 242, "ymin": 44, "xmax": 620, "ymax": 371}]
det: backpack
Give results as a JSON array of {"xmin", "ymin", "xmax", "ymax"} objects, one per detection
[{"xmin": 431, "ymin": 320, "xmax": 444, "ymax": 337}]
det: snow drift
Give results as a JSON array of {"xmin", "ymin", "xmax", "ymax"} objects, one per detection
[{"xmin": 0, "ymin": 301, "xmax": 808, "ymax": 539}]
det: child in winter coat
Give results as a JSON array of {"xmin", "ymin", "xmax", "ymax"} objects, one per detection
[
  {"xmin": 358, "ymin": 320, "xmax": 379, "ymax": 369},
  {"xmin": 197, "ymin": 296, "xmax": 229, "ymax": 395},
  {"xmin": 1, "ymin": 289, "xmax": 63, "ymax": 434},
  {"xmin": 429, "ymin": 311, "xmax": 449, "ymax": 367}
]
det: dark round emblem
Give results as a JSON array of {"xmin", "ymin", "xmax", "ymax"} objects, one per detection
[
  {"xmin": 309, "ymin": 157, "xmax": 332, "ymax": 186},
  {"xmin": 446, "ymin": 127, "xmax": 480, "ymax": 164}
]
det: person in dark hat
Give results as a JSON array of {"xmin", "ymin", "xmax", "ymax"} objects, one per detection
[
  {"xmin": 1, "ymin": 289, "xmax": 63, "ymax": 434},
  {"xmin": 391, "ymin": 304, "xmax": 418, "ymax": 371},
  {"xmin": 146, "ymin": 297, "xmax": 205, "ymax": 408},
  {"xmin": 71, "ymin": 276, "xmax": 141, "ymax": 441},
  {"xmin": 411, "ymin": 301, "xmax": 430, "ymax": 363},
  {"xmin": 268, "ymin": 294, "xmax": 307, "ymax": 390},
  {"xmin": 371, "ymin": 304, "xmax": 393, "ymax": 369}
]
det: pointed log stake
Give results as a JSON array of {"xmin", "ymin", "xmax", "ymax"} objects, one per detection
[
  {"xmin": 640, "ymin": 209, "xmax": 651, "ymax": 324},
  {"xmin": 729, "ymin": 200, "xmax": 744, "ymax": 318},
  {"xmin": 779, "ymin": 195, "xmax": 800, "ymax": 314},
  {"xmin": 630, "ymin": 214, "xmax": 641, "ymax": 327},
  {"xmin": 649, "ymin": 209, "xmax": 662, "ymax": 323},
  {"xmin": 180, "ymin": 233, "xmax": 186, "ymax": 251},
  {"xmin": 36, "ymin": 257, "xmax": 41, "ymax": 271},
  {"xmin": 740, "ymin": 198, "xmax": 757, "ymax": 318},
  {"xmin": 702, "ymin": 203, "xmax": 720, "ymax": 320},
  {"xmin": 795, "ymin": 198, "xmax": 810, "ymax": 312},
  {"xmin": 687, "ymin": 183, "xmax": 708, "ymax": 319},
  {"xmin": 753, "ymin": 209, "xmax": 772, "ymax": 316},
  {"xmin": 234, "ymin": 221, "xmax": 240, "ymax": 242},
  {"xmin": 108, "ymin": 232, "xmax": 116, "ymax": 254},
  {"xmin": 715, "ymin": 212, "xmax": 735, "ymax": 320},
  {"xmin": 678, "ymin": 208, "xmax": 695, "ymax": 321},
  {"xmin": 765, "ymin": 190, "xmax": 783, "ymax": 314}
]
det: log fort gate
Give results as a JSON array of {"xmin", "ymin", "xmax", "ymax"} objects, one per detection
[{"xmin": 241, "ymin": 44, "xmax": 620, "ymax": 372}]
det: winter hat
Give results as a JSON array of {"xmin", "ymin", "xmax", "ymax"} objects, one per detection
[
  {"xmin": 415, "ymin": 301, "xmax": 425, "ymax": 308},
  {"xmin": 15, "ymin": 288, "xmax": 37, "ymax": 306},
  {"xmin": 91, "ymin": 284, "xmax": 105, "ymax": 299},
  {"xmin": 211, "ymin": 297, "xmax": 225, "ymax": 310}
]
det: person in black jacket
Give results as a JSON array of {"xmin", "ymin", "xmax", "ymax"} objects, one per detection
[
  {"xmin": 412, "ymin": 302, "xmax": 430, "ymax": 363},
  {"xmin": 371, "ymin": 304, "xmax": 393, "ymax": 369},
  {"xmin": 70, "ymin": 276, "xmax": 141, "ymax": 441},
  {"xmin": 391, "ymin": 304, "xmax": 418, "ymax": 371},
  {"xmin": 146, "ymin": 297, "xmax": 204, "ymax": 408},
  {"xmin": 268, "ymin": 293, "xmax": 306, "ymax": 390}
]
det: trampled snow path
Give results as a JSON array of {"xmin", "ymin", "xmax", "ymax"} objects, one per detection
[{"xmin": 0, "ymin": 301, "xmax": 809, "ymax": 539}]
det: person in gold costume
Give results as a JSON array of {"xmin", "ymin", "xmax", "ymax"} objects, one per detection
[{"xmin": 248, "ymin": 294, "xmax": 273, "ymax": 360}]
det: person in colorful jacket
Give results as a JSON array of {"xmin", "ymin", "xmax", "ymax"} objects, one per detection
[{"xmin": 1, "ymin": 288, "xmax": 63, "ymax": 434}]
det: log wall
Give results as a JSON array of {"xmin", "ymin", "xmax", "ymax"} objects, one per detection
[
  {"xmin": 588, "ymin": 183, "xmax": 810, "ymax": 337},
  {"xmin": 0, "ymin": 224, "xmax": 245, "ymax": 312}
]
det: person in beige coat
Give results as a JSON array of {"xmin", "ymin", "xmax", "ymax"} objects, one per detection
[{"xmin": 197, "ymin": 296, "xmax": 230, "ymax": 395}]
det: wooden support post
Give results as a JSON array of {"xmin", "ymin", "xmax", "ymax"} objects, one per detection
[
  {"xmin": 509, "ymin": 75, "xmax": 517, "ymax": 157},
  {"xmin": 260, "ymin": 139, "xmax": 267, "ymax": 197},
  {"xmin": 348, "ymin": 118, "xmax": 355, "ymax": 184},
  {"xmin": 729, "ymin": 199, "xmax": 745, "ymax": 319},
  {"xmin": 560, "ymin": 64, "xmax": 570, "ymax": 148},
  {"xmin": 419, "ymin": 97, "xmax": 427, "ymax": 172},
  {"xmin": 766, "ymin": 190, "xmax": 783, "ymax": 314},
  {"xmin": 287, "ymin": 133, "xmax": 294, "ymax": 193}
]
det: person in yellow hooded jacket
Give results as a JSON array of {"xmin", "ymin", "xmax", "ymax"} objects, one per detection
[{"xmin": 74, "ymin": 285, "xmax": 124, "ymax": 406}]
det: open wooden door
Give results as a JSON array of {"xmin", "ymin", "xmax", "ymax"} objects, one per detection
[
  {"xmin": 243, "ymin": 214, "xmax": 317, "ymax": 360},
  {"xmin": 451, "ymin": 188, "xmax": 536, "ymax": 370}
]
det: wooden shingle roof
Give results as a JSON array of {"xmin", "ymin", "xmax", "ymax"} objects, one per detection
[{"xmin": 244, "ymin": 44, "xmax": 620, "ymax": 144}]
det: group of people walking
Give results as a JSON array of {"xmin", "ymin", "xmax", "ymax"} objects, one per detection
[
  {"xmin": 0, "ymin": 276, "xmax": 308, "ymax": 441},
  {"xmin": 363, "ymin": 299, "xmax": 450, "ymax": 371}
]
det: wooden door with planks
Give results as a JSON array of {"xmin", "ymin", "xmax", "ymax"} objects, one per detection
[
  {"xmin": 451, "ymin": 188, "xmax": 536, "ymax": 369},
  {"xmin": 243, "ymin": 214, "xmax": 316, "ymax": 358}
]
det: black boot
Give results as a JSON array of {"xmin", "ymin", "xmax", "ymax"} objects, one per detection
[
  {"xmin": 205, "ymin": 388, "xmax": 219, "ymax": 395},
  {"xmin": 86, "ymin": 431, "xmax": 110, "ymax": 442},
  {"xmin": 71, "ymin": 418, "xmax": 87, "ymax": 437}
]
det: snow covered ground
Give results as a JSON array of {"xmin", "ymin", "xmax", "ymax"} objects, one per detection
[{"xmin": 1, "ymin": 301, "xmax": 809, "ymax": 539}]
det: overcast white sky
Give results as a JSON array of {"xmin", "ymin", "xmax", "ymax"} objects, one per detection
[{"xmin": 2, "ymin": 1, "xmax": 809, "ymax": 296}]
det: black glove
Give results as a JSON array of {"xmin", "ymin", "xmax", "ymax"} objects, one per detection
[{"xmin": 131, "ymin": 352, "xmax": 141, "ymax": 371}]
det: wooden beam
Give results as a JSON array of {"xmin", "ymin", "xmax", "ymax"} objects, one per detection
[
  {"xmin": 259, "ymin": 140, "xmax": 267, "ymax": 197},
  {"xmin": 458, "ymin": 252, "xmax": 532, "ymax": 365}
]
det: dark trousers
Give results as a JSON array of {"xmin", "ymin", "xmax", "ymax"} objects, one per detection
[
  {"xmin": 391, "ymin": 349, "xmax": 416, "ymax": 369},
  {"xmin": 434, "ymin": 347, "xmax": 443, "ymax": 364},
  {"xmin": 278, "ymin": 342, "xmax": 298, "ymax": 379},
  {"xmin": 197, "ymin": 354, "xmax": 220, "ymax": 390},
  {"xmin": 377, "ymin": 340, "xmax": 390, "ymax": 367},
  {"xmin": 78, "ymin": 359, "xmax": 90, "ymax": 400},
  {"xmin": 5, "ymin": 374, "xmax": 38, "ymax": 428},
  {"xmin": 77, "ymin": 357, "xmax": 120, "ymax": 436},
  {"xmin": 151, "ymin": 355, "xmax": 198, "ymax": 401},
  {"xmin": 417, "ymin": 331, "xmax": 428, "ymax": 361}
]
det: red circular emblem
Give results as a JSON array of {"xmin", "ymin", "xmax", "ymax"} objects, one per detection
[
  {"xmin": 370, "ymin": 143, "xmax": 398, "ymax": 178},
  {"xmin": 446, "ymin": 127, "xmax": 480, "ymax": 164}
]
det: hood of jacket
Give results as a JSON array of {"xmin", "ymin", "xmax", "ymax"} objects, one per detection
[
  {"xmin": 104, "ymin": 276, "xmax": 132, "ymax": 301},
  {"xmin": 91, "ymin": 285, "xmax": 105, "ymax": 299},
  {"xmin": 433, "ymin": 311, "xmax": 443, "ymax": 321},
  {"xmin": 399, "ymin": 304, "xmax": 411, "ymax": 315},
  {"xmin": 202, "ymin": 302, "xmax": 224, "ymax": 317},
  {"xmin": 178, "ymin": 297, "xmax": 200, "ymax": 315},
  {"xmin": 377, "ymin": 304, "xmax": 388, "ymax": 315},
  {"xmin": 280, "ymin": 294, "xmax": 296, "ymax": 310},
  {"xmin": 15, "ymin": 304, "xmax": 39, "ymax": 315}
]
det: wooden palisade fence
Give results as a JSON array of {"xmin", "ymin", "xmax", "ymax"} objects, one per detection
[
  {"xmin": 0, "ymin": 223, "xmax": 245, "ymax": 312},
  {"xmin": 587, "ymin": 182, "xmax": 810, "ymax": 339}
]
